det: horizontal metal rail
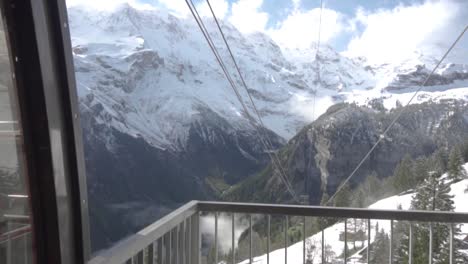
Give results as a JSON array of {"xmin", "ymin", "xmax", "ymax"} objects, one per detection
[
  {"xmin": 197, "ymin": 201, "xmax": 468, "ymax": 223},
  {"xmin": 87, "ymin": 200, "xmax": 468, "ymax": 264},
  {"xmin": 88, "ymin": 201, "xmax": 199, "ymax": 264}
]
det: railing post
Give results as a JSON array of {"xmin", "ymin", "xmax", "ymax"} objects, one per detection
[
  {"xmin": 157, "ymin": 238, "xmax": 163, "ymax": 264},
  {"xmin": 409, "ymin": 223, "xmax": 413, "ymax": 264},
  {"xmin": 148, "ymin": 243, "xmax": 154, "ymax": 264},
  {"xmin": 344, "ymin": 219, "xmax": 347, "ymax": 264},
  {"xmin": 187, "ymin": 218, "xmax": 191, "ymax": 264},
  {"xmin": 215, "ymin": 212, "xmax": 218, "ymax": 264},
  {"xmin": 285, "ymin": 216, "xmax": 288, "ymax": 264},
  {"xmin": 165, "ymin": 232, "xmax": 171, "ymax": 264},
  {"xmin": 136, "ymin": 250, "xmax": 144, "ymax": 264},
  {"xmin": 367, "ymin": 219, "xmax": 371, "ymax": 264},
  {"xmin": 303, "ymin": 216, "xmax": 306, "ymax": 264},
  {"xmin": 185, "ymin": 218, "xmax": 190, "ymax": 264},
  {"xmin": 321, "ymin": 229, "xmax": 325, "ymax": 264},
  {"xmin": 389, "ymin": 220, "xmax": 393, "ymax": 264},
  {"xmin": 175, "ymin": 226, "xmax": 179, "ymax": 264},
  {"xmin": 249, "ymin": 214, "xmax": 253, "ymax": 264},
  {"xmin": 429, "ymin": 223, "xmax": 433, "ymax": 264},
  {"xmin": 191, "ymin": 212, "xmax": 201, "ymax": 264},
  {"xmin": 181, "ymin": 222, "xmax": 185, "ymax": 264},
  {"xmin": 449, "ymin": 224, "xmax": 454, "ymax": 264},
  {"xmin": 267, "ymin": 215, "xmax": 270, "ymax": 264},
  {"xmin": 232, "ymin": 213, "xmax": 235, "ymax": 264}
]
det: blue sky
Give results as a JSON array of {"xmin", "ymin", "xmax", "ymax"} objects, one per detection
[
  {"xmin": 259, "ymin": 0, "xmax": 426, "ymax": 51},
  {"xmin": 66, "ymin": 0, "xmax": 468, "ymax": 64}
]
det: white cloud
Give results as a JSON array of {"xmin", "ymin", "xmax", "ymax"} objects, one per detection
[
  {"xmin": 228, "ymin": 0, "xmax": 268, "ymax": 34},
  {"xmin": 290, "ymin": 93, "xmax": 334, "ymax": 122},
  {"xmin": 197, "ymin": 0, "xmax": 229, "ymax": 19},
  {"xmin": 344, "ymin": 0, "xmax": 468, "ymax": 64},
  {"xmin": 66, "ymin": 0, "xmax": 154, "ymax": 11},
  {"xmin": 292, "ymin": 0, "xmax": 301, "ymax": 10},
  {"xmin": 268, "ymin": 7, "xmax": 346, "ymax": 50},
  {"xmin": 156, "ymin": 0, "xmax": 191, "ymax": 17}
]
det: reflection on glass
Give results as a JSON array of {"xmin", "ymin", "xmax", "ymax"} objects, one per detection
[{"xmin": 0, "ymin": 11, "xmax": 33, "ymax": 264}]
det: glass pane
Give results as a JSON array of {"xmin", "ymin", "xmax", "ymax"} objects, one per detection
[{"xmin": 0, "ymin": 10, "xmax": 33, "ymax": 264}]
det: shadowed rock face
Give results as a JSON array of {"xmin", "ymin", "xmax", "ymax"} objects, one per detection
[
  {"xmin": 79, "ymin": 101, "xmax": 284, "ymax": 252},
  {"xmin": 226, "ymin": 100, "xmax": 468, "ymax": 205}
]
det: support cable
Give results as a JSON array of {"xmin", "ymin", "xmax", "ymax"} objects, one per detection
[
  {"xmin": 204, "ymin": 0, "xmax": 299, "ymax": 201},
  {"xmin": 326, "ymin": 25, "xmax": 468, "ymax": 205},
  {"xmin": 185, "ymin": 0, "xmax": 300, "ymax": 202}
]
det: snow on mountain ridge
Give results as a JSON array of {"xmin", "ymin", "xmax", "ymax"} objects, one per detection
[{"xmin": 69, "ymin": 4, "xmax": 468, "ymax": 151}]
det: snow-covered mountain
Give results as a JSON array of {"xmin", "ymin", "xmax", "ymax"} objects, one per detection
[
  {"xmin": 67, "ymin": 4, "xmax": 468, "ymax": 252},
  {"xmin": 68, "ymin": 4, "xmax": 467, "ymax": 152}
]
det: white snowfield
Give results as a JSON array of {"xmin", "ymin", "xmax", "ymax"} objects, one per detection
[
  {"xmin": 68, "ymin": 4, "xmax": 468, "ymax": 151},
  {"xmin": 236, "ymin": 163, "xmax": 468, "ymax": 264}
]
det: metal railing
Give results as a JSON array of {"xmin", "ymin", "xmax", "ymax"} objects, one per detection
[{"xmin": 88, "ymin": 201, "xmax": 468, "ymax": 264}]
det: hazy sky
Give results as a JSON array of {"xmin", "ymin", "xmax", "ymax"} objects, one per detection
[{"xmin": 66, "ymin": 0, "xmax": 468, "ymax": 64}]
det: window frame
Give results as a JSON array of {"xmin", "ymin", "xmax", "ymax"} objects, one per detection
[{"xmin": 0, "ymin": 0, "xmax": 90, "ymax": 263}]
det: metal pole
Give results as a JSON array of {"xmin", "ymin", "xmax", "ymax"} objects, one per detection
[
  {"xmin": 187, "ymin": 218, "xmax": 191, "ymax": 264},
  {"xmin": 303, "ymin": 216, "xmax": 306, "ymax": 264},
  {"xmin": 249, "ymin": 214, "xmax": 253, "ymax": 264},
  {"xmin": 344, "ymin": 219, "xmax": 347, "ymax": 264},
  {"xmin": 185, "ymin": 219, "xmax": 190, "ymax": 264},
  {"xmin": 190, "ymin": 213, "xmax": 201, "ymax": 264},
  {"xmin": 389, "ymin": 220, "xmax": 393, "ymax": 264},
  {"xmin": 429, "ymin": 223, "xmax": 433, "ymax": 264},
  {"xmin": 267, "ymin": 215, "xmax": 270, "ymax": 264},
  {"xmin": 409, "ymin": 223, "xmax": 413, "ymax": 264},
  {"xmin": 176, "ymin": 226, "xmax": 179, "ymax": 264},
  {"xmin": 215, "ymin": 213, "xmax": 218, "ymax": 264},
  {"xmin": 449, "ymin": 224, "xmax": 454, "ymax": 264},
  {"xmin": 169, "ymin": 231, "xmax": 173, "ymax": 264},
  {"xmin": 148, "ymin": 243, "xmax": 154, "ymax": 264},
  {"xmin": 367, "ymin": 219, "xmax": 371, "ymax": 264},
  {"xmin": 285, "ymin": 216, "xmax": 288, "ymax": 264},
  {"xmin": 181, "ymin": 222, "xmax": 185, "ymax": 264},
  {"xmin": 136, "ymin": 250, "xmax": 144, "ymax": 264},
  {"xmin": 321, "ymin": 229, "xmax": 325, "ymax": 264},
  {"xmin": 158, "ymin": 238, "xmax": 163, "ymax": 264},
  {"xmin": 232, "ymin": 213, "xmax": 235, "ymax": 264}
]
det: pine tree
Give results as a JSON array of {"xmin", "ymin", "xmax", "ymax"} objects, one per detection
[
  {"xmin": 334, "ymin": 182, "xmax": 351, "ymax": 207},
  {"xmin": 393, "ymin": 155, "xmax": 415, "ymax": 192},
  {"xmin": 395, "ymin": 172, "xmax": 468, "ymax": 263},
  {"xmin": 412, "ymin": 157, "xmax": 430, "ymax": 184},
  {"xmin": 369, "ymin": 228, "xmax": 390, "ymax": 263},
  {"xmin": 448, "ymin": 147, "xmax": 467, "ymax": 181},
  {"xmin": 460, "ymin": 139, "xmax": 468, "ymax": 163},
  {"xmin": 431, "ymin": 148, "xmax": 449, "ymax": 174}
]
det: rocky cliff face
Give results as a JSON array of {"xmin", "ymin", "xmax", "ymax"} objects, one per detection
[
  {"xmin": 80, "ymin": 99, "xmax": 283, "ymax": 251},
  {"xmin": 225, "ymin": 100, "xmax": 468, "ymax": 205}
]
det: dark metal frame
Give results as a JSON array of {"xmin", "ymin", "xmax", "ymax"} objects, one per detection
[
  {"xmin": 1, "ymin": 0, "xmax": 89, "ymax": 263},
  {"xmin": 198, "ymin": 201, "xmax": 468, "ymax": 223}
]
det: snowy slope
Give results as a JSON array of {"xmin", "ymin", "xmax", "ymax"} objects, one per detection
[
  {"xmin": 238, "ymin": 163, "xmax": 468, "ymax": 264},
  {"xmin": 68, "ymin": 4, "xmax": 468, "ymax": 152}
]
